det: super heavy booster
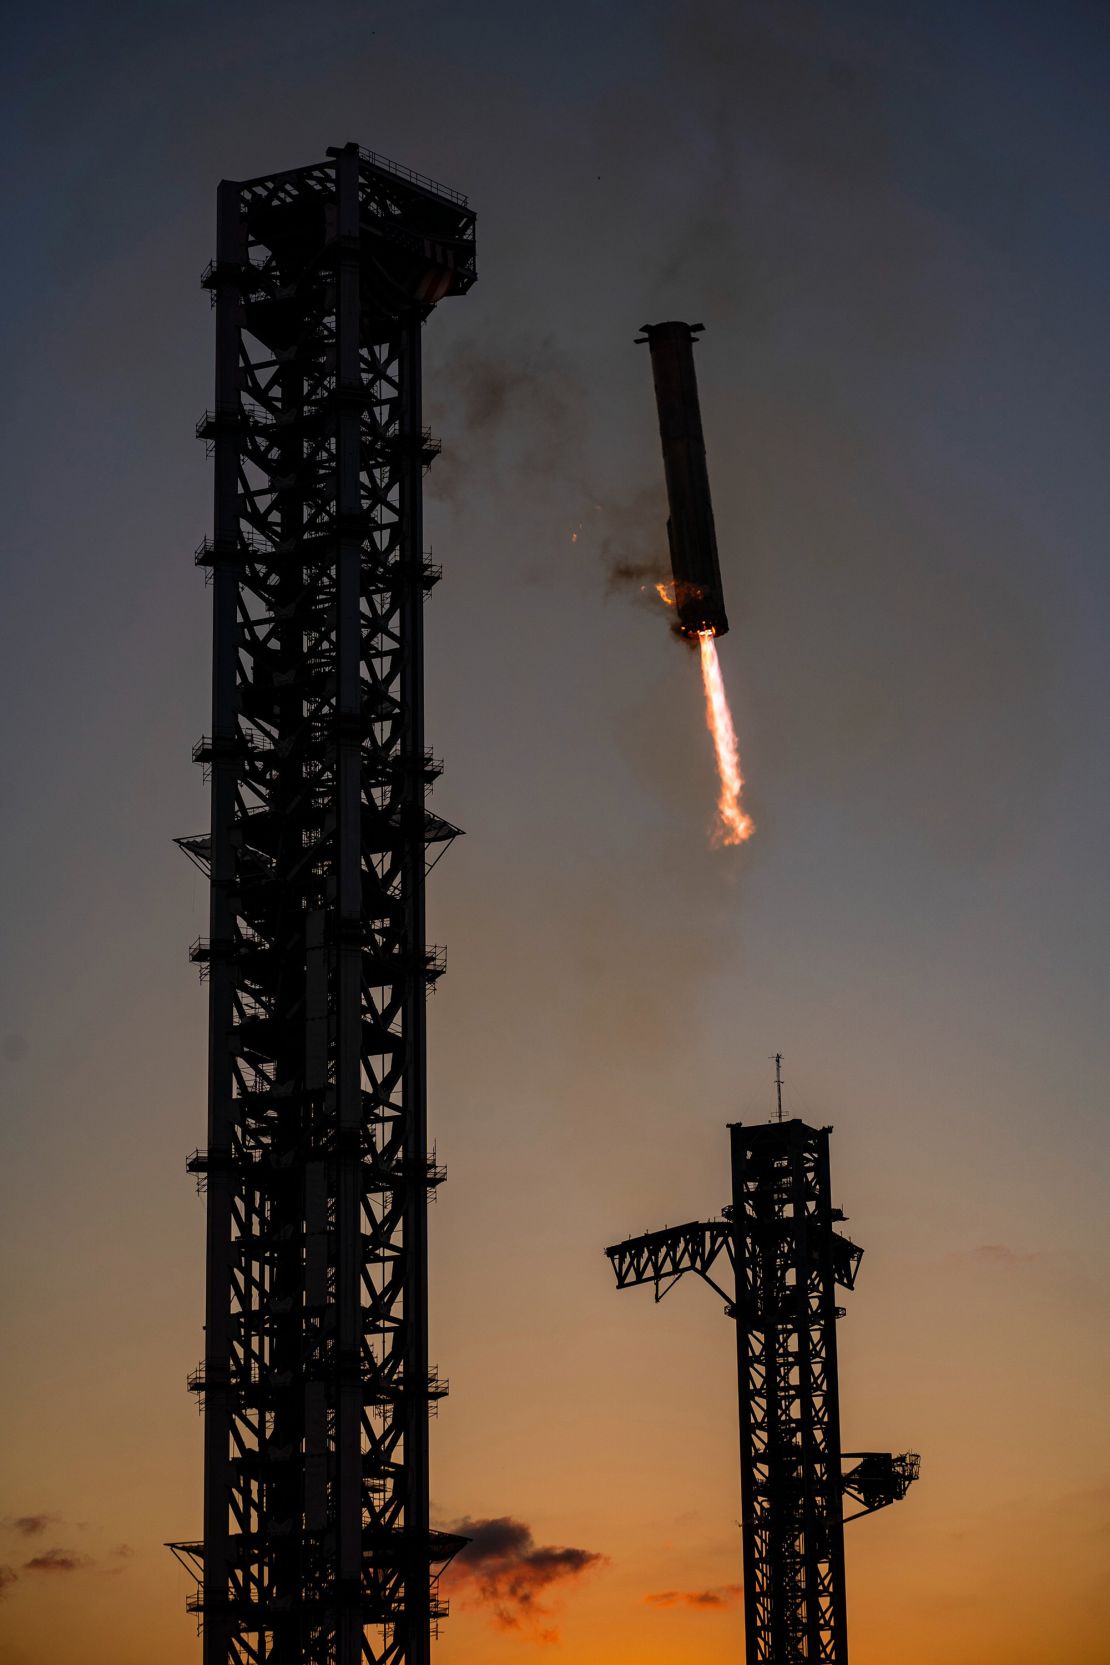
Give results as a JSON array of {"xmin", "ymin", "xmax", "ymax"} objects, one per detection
[{"xmin": 637, "ymin": 320, "xmax": 729, "ymax": 639}]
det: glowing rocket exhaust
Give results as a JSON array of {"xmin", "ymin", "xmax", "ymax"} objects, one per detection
[
  {"xmin": 641, "ymin": 322, "xmax": 754, "ymax": 845},
  {"xmin": 656, "ymin": 581, "xmax": 754, "ymax": 844},
  {"xmin": 698, "ymin": 631, "xmax": 753, "ymax": 845}
]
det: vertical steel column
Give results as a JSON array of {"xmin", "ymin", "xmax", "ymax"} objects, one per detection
[
  {"xmin": 815, "ymin": 1133, "xmax": 849, "ymax": 1665},
  {"xmin": 332, "ymin": 144, "xmax": 365, "ymax": 1665},
  {"xmin": 732, "ymin": 1122, "xmax": 850, "ymax": 1663},
  {"xmin": 730, "ymin": 1124, "xmax": 761, "ymax": 1665},
  {"xmin": 398, "ymin": 314, "xmax": 430, "ymax": 1665},
  {"xmin": 269, "ymin": 340, "xmax": 307, "ymax": 1665},
  {"xmin": 796, "ymin": 1134, "xmax": 819, "ymax": 1660},
  {"xmin": 202, "ymin": 178, "xmax": 243, "ymax": 1665}
]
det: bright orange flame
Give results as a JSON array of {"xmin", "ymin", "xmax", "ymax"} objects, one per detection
[
  {"xmin": 697, "ymin": 631, "xmax": 754, "ymax": 846},
  {"xmin": 655, "ymin": 580, "xmax": 675, "ymax": 606}
]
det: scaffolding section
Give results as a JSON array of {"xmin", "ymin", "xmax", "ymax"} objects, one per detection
[{"xmin": 174, "ymin": 143, "xmax": 475, "ymax": 1665}]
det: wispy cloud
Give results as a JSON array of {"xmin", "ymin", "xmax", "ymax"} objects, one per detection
[
  {"xmin": 3, "ymin": 1517, "xmax": 131, "ymax": 1580},
  {"xmin": 947, "ymin": 1243, "xmax": 1044, "ymax": 1268},
  {"xmin": 645, "ymin": 1583, "xmax": 741, "ymax": 1610},
  {"xmin": 23, "ymin": 1548, "xmax": 90, "ymax": 1574},
  {"xmin": 443, "ymin": 1516, "xmax": 605, "ymax": 1643},
  {"xmin": 99, "ymin": 1544, "xmax": 136, "ymax": 1578},
  {"xmin": 7, "ymin": 1515, "xmax": 56, "ymax": 1538}
]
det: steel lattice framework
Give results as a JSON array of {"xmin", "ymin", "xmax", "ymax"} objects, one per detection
[
  {"xmin": 607, "ymin": 1118, "xmax": 918, "ymax": 1665},
  {"xmin": 173, "ymin": 143, "xmax": 475, "ymax": 1665}
]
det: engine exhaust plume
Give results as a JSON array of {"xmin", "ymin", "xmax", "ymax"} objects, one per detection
[
  {"xmin": 698, "ymin": 631, "xmax": 753, "ymax": 846},
  {"xmin": 653, "ymin": 582, "xmax": 753, "ymax": 844}
]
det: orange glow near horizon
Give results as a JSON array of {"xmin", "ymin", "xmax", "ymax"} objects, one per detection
[{"xmin": 697, "ymin": 631, "xmax": 754, "ymax": 846}]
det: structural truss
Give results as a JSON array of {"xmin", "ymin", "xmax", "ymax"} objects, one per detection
[
  {"xmin": 174, "ymin": 143, "xmax": 475, "ymax": 1665},
  {"xmin": 607, "ymin": 1118, "xmax": 918, "ymax": 1664}
]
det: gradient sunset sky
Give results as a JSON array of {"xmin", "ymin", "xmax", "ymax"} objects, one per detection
[{"xmin": 2, "ymin": 2, "xmax": 1109, "ymax": 1662}]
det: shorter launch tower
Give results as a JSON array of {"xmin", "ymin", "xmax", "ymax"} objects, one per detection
[{"xmin": 606, "ymin": 1093, "xmax": 917, "ymax": 1663}]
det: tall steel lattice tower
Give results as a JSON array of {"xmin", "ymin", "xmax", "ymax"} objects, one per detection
[
  {"xmin": 172, "ymin": 143, "xmax": 476, "ymax": 1665},
  {"xmin": 606, "ymin": 1111, "xmax": 919, "ymax": 1664}
]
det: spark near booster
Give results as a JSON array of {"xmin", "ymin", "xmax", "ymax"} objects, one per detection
[{"xmin": 637, "ymin": 319, "xmax": 729, "ymax": 639}]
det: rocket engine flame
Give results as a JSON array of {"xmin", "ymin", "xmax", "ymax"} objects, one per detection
[
  {"xmin": 697, "ymin": 631, "xmax": 754, "ymax": 846},
  {"xmin": 651, "ymin": 582, "xmax": 753, "ymax": 845}
]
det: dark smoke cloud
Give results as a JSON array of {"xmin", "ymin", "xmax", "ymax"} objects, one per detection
[
  {"xmin": 443, "ymin": 1515, "xmax": 604, "ymax": 1642},
  {"xmin": 427, "ymin": 0, "xmax": 1067, "ymax": 865},
  {"xmin": 604, "ymin": 557, "xmax": 663, "ymax": 594},
  {"xmin": 0, "ymin": 1566, "xmax": 17, "ymax": 1599},
  {"xmin": 23, "ymin": 1548, "xmax": 89, "ymax": 1574},
  {"xmin": 610, "ymin": 1, "xmax": 941, "ymax": 342},
  {"xmin": 591, "ymin": 4, "xmax": 1064, "ymax": 863},
  {"xmin": 427, "ymin": 335, "xmax": 583, "ymax": 511},
  {"xmin": 596, "ymin": 483, "xmax": 672, "ymax": 602},
  {"xmin": 428, "ymin": 335, "xmax": 671, "ymax": 603},
  {"xmin": 645, "ymin": 1583, "xmax": 742, "ymax": 1610},
  {"xmin": 9, "ymin": 1515, "xmax": 54, "ymax": 1537}
]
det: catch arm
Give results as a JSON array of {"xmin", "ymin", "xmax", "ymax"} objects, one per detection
[
  {"xmin": 605, "ymin": 1219, "xmax": 734, "ymax": 1307},
  {"xmin": 841, "ymin": 1452, "xmax": 921, "ymax": 1522}
]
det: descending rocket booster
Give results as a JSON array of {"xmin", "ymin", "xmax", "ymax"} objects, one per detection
[{"xmin": 637, "ymin": 320, "xmax": 729, "ymax": 640}]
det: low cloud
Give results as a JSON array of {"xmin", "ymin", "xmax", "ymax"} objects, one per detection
[
  {"xmin": 4, "ymin": 1517, "xmax": 128, "ymax": 1580},
  {"xmin": 645, "ymin": 1583, "xmax": 741, "ymax": 1610},
  {"xmin": 949, "ymin": 1243, "xmax": 1043, "ymax": 1268},
  {"xmin": 443, "ymin": 1516, "xmax": 604, "ymax": 1642},
  {"xmin": 0, "ymin": 1566, "xmax": 17, "ymax": 1598},
  {"xmin": 23, "ymin": 1548, "xmax": 90, "ymax": 1574},
  {"xmin": 9, "ymin": 1515, "xmax": 55, "ymax": 1537},
  {"xmin": 99, "ymin": 1544, "xmax": 135, "ymax": 1577},
  {"xmin": 972, "ymin": 1244, "xmax": 1040, "ymax": 1265}
]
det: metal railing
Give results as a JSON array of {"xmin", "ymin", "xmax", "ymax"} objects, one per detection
[{"xmin": 358, "ymin": 146, "xmax": 468, "ymax": 208}]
